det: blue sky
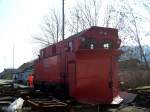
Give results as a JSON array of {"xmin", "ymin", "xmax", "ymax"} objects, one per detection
[
  {"xmin": 0, "ymin": 0, "xmax": 53, "ymax": 72},
  {"xmin": 0, "ymin": 0, "xmax": 75, "ymax": 72}
]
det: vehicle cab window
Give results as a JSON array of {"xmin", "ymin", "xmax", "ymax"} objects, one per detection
[
  {"xmin": 80, "ymin": 37, "xmax": 97, "ymax": 49},
  {"xmin": 100, "ymin": 40, "xmax": 113, "ymax": 49},
  {"xmin": 40, "ymin": 50, "xmax": 44, "ymax": 57},
  {"xmin": 68, "ymin": 41, "xmax": 74, "ymax": 52}
]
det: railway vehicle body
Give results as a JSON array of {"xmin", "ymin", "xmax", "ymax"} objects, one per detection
[{"xmin": 34, "ymin": 26, "xmax": 121, "ymax": 104}]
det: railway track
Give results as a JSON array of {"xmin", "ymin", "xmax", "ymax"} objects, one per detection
[
  {"xmin": 0, "ymin": 81, "xmax": 70, "ymax": 112},
  {"xmin": 1, "ymin": 80, "xmax": 150, "ymax": 112}
]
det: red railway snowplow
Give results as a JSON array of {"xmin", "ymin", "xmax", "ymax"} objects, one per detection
[{"xmin": 34, "ymin": 26, "xmax": 123, "ymax": 104}]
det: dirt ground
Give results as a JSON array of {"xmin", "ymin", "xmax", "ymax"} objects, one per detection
[
  {"xmin": 1, "ymin": 79, "xmax": 150, "ymax": 112},
  {"xmin": 70, "ymin": 105, "xmax": 150, "ymax": 112}
]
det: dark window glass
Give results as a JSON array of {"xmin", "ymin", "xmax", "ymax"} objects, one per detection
[
  {"xmin": 52, "ymin": 45, "xmax": 56, "ymax": 55},
  {"xmin": 68, "ymin": 41, "xmax": 73, "ymax": 52},
  {"xmin": 100, "ymin": 40, "xmax": 113, "ymax": 49},
  {"xmin": 80, "ymin": 37, "xmax": 97, "ymax": 49}
]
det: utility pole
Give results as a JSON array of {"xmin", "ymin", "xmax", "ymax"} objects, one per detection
[
  {"xmin": 12, "ymin": 45, "xmax": 15, "ymax": 86},
  {"xmin": 13, "ymin": 45, "xmax": 14, "ymax": 70},
  {"xmin": 62, "ymin": 0, "xmax": 65, "ymax": 40}
]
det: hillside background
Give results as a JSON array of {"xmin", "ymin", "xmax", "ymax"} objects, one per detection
[{"xmin": 119, "ymin": 45, "xmax": 150, "ymax": 89}]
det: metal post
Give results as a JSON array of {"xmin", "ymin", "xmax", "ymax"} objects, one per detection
[
  {"xmin": 12, "ymin": 45, "xmax": 15, "ymax": 86},
  {"xmin": 13, "ymin": 45, "xmax": 14, "ymax": 69},
  {"xmin": 62, "ymin": 0, "xmax": 65, "ymax": 40}
]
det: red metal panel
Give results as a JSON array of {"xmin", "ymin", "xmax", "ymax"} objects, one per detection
[
  {"xmin": 72, "ymin": 50, "xmax": 120, "ymax": 104},
  {"xmin": 34, "ymin": 59, "xmax": 44, "ymax": 81},
  {"xmin": 35, "ymin": 56, "xmax": 60, "ymax": 83},
  {"xmin": 68, "ymin": 63, "xmax": 76, "ymax": 97},
  {"xmin": 44, "ymin": 56, "xmax": 60, "ymax": 82}
]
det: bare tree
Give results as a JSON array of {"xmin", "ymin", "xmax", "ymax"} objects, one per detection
[
  {"xmin": 108, "ymin": 0, "xmax": 150, "ymax": 69},
  {"xmin": 67, "ymin": 0, "xmax": 101, "ymax": 34},
  {"xmin": 33, "ymin": 9, "xmax": 62, "ymax": 47},
  {"xmin": 142, "ymin": 0, "xmax": 150, "ymax": 14},
  {"xmin": 141, "ymin": 0, "xmax": 150, "ymax": 37},
  {"xmin": 32, "ymin": 0, "xmax": 101, "ymax": 53}
]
